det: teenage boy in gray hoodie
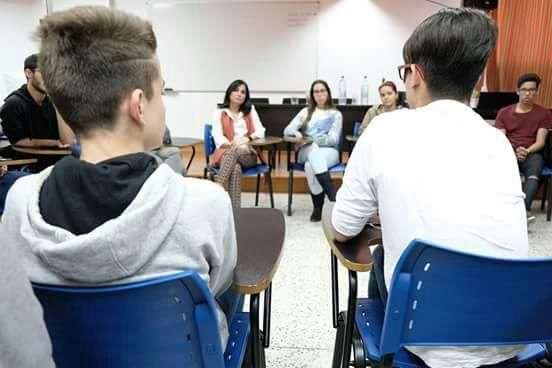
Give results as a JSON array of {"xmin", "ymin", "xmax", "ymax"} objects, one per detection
[{"xmin": 1, "ymin": 6, "xmax": 237, "ymax": 349}]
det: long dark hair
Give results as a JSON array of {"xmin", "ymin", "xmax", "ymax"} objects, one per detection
[
  {"xmin": 302, "ymin": 79, "xmax": 335, "ymax": 131},
  {"xmin": 221, "ymin": 79, "xmax": 252, "ymax": 115}
]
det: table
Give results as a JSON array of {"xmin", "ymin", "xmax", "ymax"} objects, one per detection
[
  {"xmin": 321, "ymin": 203, "xmax": 382, "ymax": 368},
  {"xmin": 165, "ymin": 137, "xmax": 203, "ymax": 171},
  {"xmin": 233, "ymin": 208, "xmax": 285, "ymax": 368},
  {"xmin": 255, "ymin": 104, "xmax": 371, "ymax": 143},
  {"xmin": 12, "ymin": 146, "xmax": 71, "ymax": 156},
  {"xmin": 0, "ymin": 158, "xmax": 38, "ymax": 167},
  {"xmin": 249, "ymin": 136, "xmax": 283, "ymax": 169}
]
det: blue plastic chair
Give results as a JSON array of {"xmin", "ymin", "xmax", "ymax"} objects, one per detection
[
  {"xmin": 352, "ymin": 239, "xmax": 552, "ymax": 368},
  {"xmin": 33, "ymin": 272, "xmax": 250, "ymax": 368},
  {"xmin": 203, "ymin": 124, "xmax": 274, "ymax": 208},
  {"xmin": 287, "ymin": 131, "xmax": 347, "ymax": 216}
]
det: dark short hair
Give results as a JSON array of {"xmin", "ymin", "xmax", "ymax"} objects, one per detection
[
  {"xmin": 37, "ymin": 6, "xmax": 159, "ymax": 135},
  {"xmin": 402, "ymin": 7, "xmax": 497, "ymax": 101},
  {"xmin": 24, "ymin": 54, "xmax": 38, "ymax": 70},
  {"xmin": 221, "ymin": 80, "xmax": 252, "ymax": 115},
  {"xmin": 517, "ymin": 73, "xmax": 541, "ymax": 89}
]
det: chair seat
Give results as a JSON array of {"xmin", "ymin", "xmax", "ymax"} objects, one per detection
[
  {"xmin": 224, "ymin": 312, "xmax": 250, "ymax": 368},
  {"xmin": 208, "ymin": 164, "xmax": 270, "ymax": 177},
  {"xmin": 355, "ymin": 298, "xmax": 546, "ymax": 368},
  {"xmin": 289, "ymin": 162, "xmax": 346, "ymax": 173}
]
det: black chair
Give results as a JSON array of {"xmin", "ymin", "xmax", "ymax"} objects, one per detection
[
  {"xmin": 332, "ymin": 98, "xmax": 353, "ymax": 105},
  {"xmin": 282, "ymin": 98, "xmax": 307, "ymax": 105},
  {"xmin": 250, "ymin": 98, "xmax": 269, "ymax": 104}
]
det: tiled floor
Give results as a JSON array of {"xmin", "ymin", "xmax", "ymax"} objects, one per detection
[{"xmin": 241, "ymin": 192, "xmax": 552, "ymax": 368}]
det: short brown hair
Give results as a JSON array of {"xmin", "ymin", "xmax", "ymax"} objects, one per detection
[{"xmin": 37, "ymin": 6, "xmax": 159, "ymax": 135}]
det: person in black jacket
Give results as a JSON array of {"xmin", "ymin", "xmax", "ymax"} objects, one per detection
[{"xmin": 0, "ymin": 54, "xmax": 75, "ymax": 149}]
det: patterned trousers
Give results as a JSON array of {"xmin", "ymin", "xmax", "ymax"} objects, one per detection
[{"xmin": 216, "ymin": 144, "xmax": 258, "ymax": 208}]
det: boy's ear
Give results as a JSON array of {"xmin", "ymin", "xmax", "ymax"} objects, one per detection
[{"xmin": 128, "ymin": 89, "xmax": 146, "ymax": 128}]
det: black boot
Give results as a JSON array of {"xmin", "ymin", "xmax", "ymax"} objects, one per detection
[
  {"xmin": 310, "ymin": 192, "xmax": 324, "ymax": 222},
  {"xmin": 315, "ymin": 172, "xmax": 336, "ymax": 201}
]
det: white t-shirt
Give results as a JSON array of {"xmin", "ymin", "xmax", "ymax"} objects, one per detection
[
  {"xmin": 332, "ymin": 99, "xmax": 528, "ymax": 368},
  {"xmin": 212, "ymin": 105, "xmax": 266, "ymax": 148}
]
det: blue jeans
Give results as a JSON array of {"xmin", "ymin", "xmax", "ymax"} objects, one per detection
[
  {"xmin": 217, "ymin": 287, "xmax": 245, "ymax": 326},
  {"xmin": 0, "ymin": 170, "xmax": 30, "ymax": 214}
]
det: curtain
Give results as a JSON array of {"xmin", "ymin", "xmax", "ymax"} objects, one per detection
[{"xmin": 486, "ymin": 0, "xmax": 552, "ymax": 107}]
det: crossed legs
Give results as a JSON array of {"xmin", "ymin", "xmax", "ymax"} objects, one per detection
[{"xmin": 216, "ymin": 144, "xmax": 258, "ymax": 208}]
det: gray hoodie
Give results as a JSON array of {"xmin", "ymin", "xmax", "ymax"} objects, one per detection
[
  {"xmin": 0, "ymin": 234, "xmax": 55, "ymax": 367},
  {"xmin": 1, "ymin": 164, "xmax": 237, "ymax": 348}
]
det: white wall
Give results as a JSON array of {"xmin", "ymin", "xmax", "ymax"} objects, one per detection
[
  {"xmin": 1, "ymin": 0, "xmax": 461, "ymax": 138},
  {"xmin": 144, "ymin": 0, "xmax": 462, "ymax": 138},
  {"xmin": 0, "ymin": 0, "xmax": 46, "ymax": 101}
]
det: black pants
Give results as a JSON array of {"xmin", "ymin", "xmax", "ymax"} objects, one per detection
[
  {"xmin": 368, "ymin": 245, "xmax": 388, "ymax": 305},
  {"xmin": 519, "ymin": 152, "xmax": 544, "ymax": 210}
]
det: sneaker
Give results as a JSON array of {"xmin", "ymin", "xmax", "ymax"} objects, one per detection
[{"xmin": 527, "ymin": 212, "xmax": 536, "ymax": 224}]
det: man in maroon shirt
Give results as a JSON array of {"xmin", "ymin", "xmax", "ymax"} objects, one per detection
[{"xmin": 495, "ymin": 73, "xmax": 552, "ymax": 220}]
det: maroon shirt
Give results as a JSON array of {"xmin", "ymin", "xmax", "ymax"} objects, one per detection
[{"xmin": 495, "ymin": 104, "xmax": 552, "ymax": 148}]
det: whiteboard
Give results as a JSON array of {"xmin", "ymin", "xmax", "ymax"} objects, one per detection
[{"xmin": 148, "ymin": 0, "xmax": 319, "ymax": 92}]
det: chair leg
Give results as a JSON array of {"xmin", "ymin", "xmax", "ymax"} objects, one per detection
[
  {"xmin": 249, "ymin": 293, "xmax": 265, "ymax": 368},
  {"xmin": 352, "ymin": 325, "xmax": 366, "ymax": 368},
  {"xmin": 541, "ymin": 178, "xmax": 548, "ymax": 211},
  {"xmin": 332, "ymin": 253, "xmax": 339, "ymax": 329},
  {"xmin": 332, "ymin": 311, "xmax": 346, "ymax": 368},
  {"xmin": 548, "ymin": 177, "xmax": 552, "ymax": 221},
  {"xmin": 287, "ymin": 170, "xmax": 294, "ymax": 216},
  {"xmin": 203, "ymin": 168, "xmax": 207, "ymax": 179},
  {"xmin": 255, "ymin": 174, "xmax": 260, "ymax": 207},
  {"xmin": 262, "ymin": 283, "xmax": 272, "ymax": 348},
  {"xmin": 267, "ymin": 173, "xmax": 274, "ymax": 209},
  {"xmin": 341, "ymin": 271, "xmax": 358, "ymax": 368}
]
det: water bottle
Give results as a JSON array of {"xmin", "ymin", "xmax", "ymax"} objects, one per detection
[
  {"xmin": 338, "ymin": 76, "xmax": 347, "ymax": 105},
  {"xmin": 360, "ymin": 76, "xmax": 369, "ymax": 105}
]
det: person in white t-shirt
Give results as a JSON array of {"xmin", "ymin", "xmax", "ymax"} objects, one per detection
[
  {"xmin": 331, "ymin": 8, "xmax": 528, "ymax": 368},
  {"xmin": 284, "ymin": 80, "xmax": 343, "ymax": 221},
  {"xmin": 211, "ymin": 79, "xmax": 266, "ymax": 208}
]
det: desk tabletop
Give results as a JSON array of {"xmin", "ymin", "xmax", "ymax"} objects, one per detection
[
  {"xmin": 0, "ymin": 158, "xmax": 38, "ymax": 166},
  {"xmin": 168, "ymin": 137, "xmax": 203, "ymax": 148},
  {"xmin": 233, "ymin": 208, "xmax": 285, "ymax": 294},
  {"xmin": 12, "ymin": 146, "xmax": 72, "ymax": 156},
  {"xmin": 322, "ymin": 203, "xmax": 381, "ymax": 272},
  {"xmin": 249, "ymin": 136, "xmax": 283, "ymax": 147},
  {"xmin": 283, "ymin": 135, "xmax": 313, "ymax": 144}
]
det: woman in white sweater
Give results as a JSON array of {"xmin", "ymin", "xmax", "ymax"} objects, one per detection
[
  {"xmin": 211, "ymin": 80, "xmax": 266, "ymax": 208},
  {"xmin": 284, "ymin": 80, "xmax": 342, "ymax": 221}
]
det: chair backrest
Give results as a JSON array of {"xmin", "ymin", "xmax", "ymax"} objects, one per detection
[
  {"xmin": 250, "ymin": 97, "xmax": 269, "ymax": 104},
  {"xmin": 380, "ymin": 239, "xmax": 552, "ymax": 357},
  {"xmin": 33, "ymin": 272, "xmax": 225, "ymax": 368},
  {"xmin": 204, "ymin": 123, "xmax": 216, "ymax": 166},
  {"xmin": 282, "ymin": 97, "xmax": 307, "ymax": 105},
  {"xmin": 332, "ymin": 98, "xmax": 353, "ymax": 105}
]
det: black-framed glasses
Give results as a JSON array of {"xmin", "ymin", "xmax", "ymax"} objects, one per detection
[
  {"xmin": 397, "ymin": 64, "xmax": 411, "ymax": 82},
  {"xmin": 398, "ymin": 64, "xmax": 424, "ymax": 82}
]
